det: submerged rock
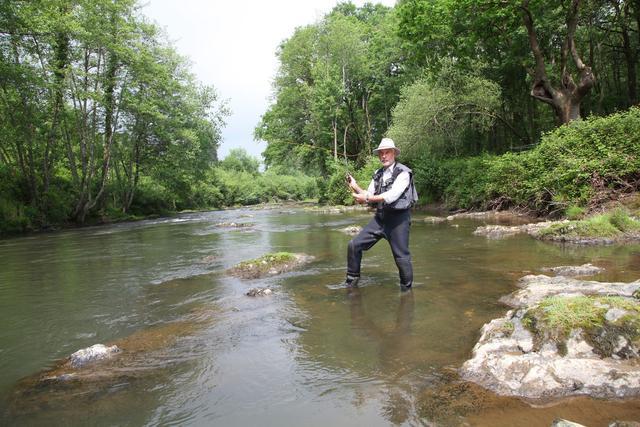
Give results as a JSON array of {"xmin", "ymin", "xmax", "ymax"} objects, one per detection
[
  {"xmin": 69, "ymin": 344, "xmax": 120, "ymax": 368},
  {"xmin": 246, "ymin": 287, "xmax": 273, "ymax": 297},
  {"xmin": 215, "ymin": 221, "xmax": 254, "ymax": 228},
  {"xmin": 461, "ymin": 274, "xmax": 640, "ymax": 401},
  {"xmin": 422, "ymin": 216, "xmax": 447, "ymax": 224},
  {"xmin": 7, "ymin": 309, "xmax": 218, "ymax": 415},
  {"xmin": 339, "ymin": 225, "xmax": 362, "ymax": 235},
  {"xmin": 541, "ymin": 263, "xmax": 604, "ymax": 277}
]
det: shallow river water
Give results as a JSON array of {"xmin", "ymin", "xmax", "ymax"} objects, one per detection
[{"xmin": 1, "ymin": 206, "xmax": 640, "ymax": 426}]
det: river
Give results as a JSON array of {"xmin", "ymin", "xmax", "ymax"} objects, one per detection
[{"xmin": 1, "ymin": 206, "xmax": 640, "ymax": 426}]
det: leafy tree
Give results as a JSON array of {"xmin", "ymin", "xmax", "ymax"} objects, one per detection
[
  {"xmin": 0, "ymin": 0, "xmax": 227, "ymax": 227},
  {"xmin": 219, "ymin": 148, "xmax": 260, "ymax": 175},
  {"xmin": 387, "ymin": 61, "xmax": 502, "ymax": 158},
  {"xmin": 256, "ymin": 2, "xmax": 407, "ymax": 173}
]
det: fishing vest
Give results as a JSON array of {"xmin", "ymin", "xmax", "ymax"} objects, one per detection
[{"xmin": 372, "ymin": 162, "xmax": 418, "ymax": 210}]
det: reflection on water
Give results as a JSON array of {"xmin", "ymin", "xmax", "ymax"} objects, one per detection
[{"xmin": 1, "ymin": 207, "xmax": 640, "ymax": 426}]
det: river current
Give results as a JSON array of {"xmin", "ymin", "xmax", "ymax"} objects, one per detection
[{"xmin": 1, "ymin": 206, "xmax": 640, "ymax": 426}]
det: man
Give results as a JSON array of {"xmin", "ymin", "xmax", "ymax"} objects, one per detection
[{"xmin": 344, "ymin": 138, "xmax": 418, "ymax": 290}]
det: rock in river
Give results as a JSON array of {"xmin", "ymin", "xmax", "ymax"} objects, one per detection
[
  {"xmin": 69, "ymin": 344, "xmax": 120, "ymax": 368},
  {"xmin": 541, "ymin": 263, "xmax": 604, "ymax": 277},
  {"xmin": 246, "ymin": 287, "xmax": 273, "ymax": 297},
  {"xmin": 461, "ymin": 274, "xmax": 640, "ymax": 400},
  {"xmin": 228, "ymin": 252, "xmax": 314, "ymax": 279},
  {"xmin": 339, "ymin": 225, "xmax": 362, "ymax": 235}
]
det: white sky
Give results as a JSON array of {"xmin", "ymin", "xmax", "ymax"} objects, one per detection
[{"xmin": 141, "ymin": 0, "xmax": 396, "ymax": 160}]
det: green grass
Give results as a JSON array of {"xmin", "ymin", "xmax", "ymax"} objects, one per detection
[
  {"xmin": 537, "ymin": 209, "xmax": 640, "ymax": 240},
  {"xmin": 524, "ymin": 295, "xmax": 640, "ymax": 356}
]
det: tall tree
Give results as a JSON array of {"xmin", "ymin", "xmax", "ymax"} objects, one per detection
[{"xmin": 521, "ymin": 0, "xmax": 596, "ymax": 123}]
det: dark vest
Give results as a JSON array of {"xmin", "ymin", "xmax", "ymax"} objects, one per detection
[{"xmin": 372, "ymin": 162, "xmax": 418, "ymax": 210}]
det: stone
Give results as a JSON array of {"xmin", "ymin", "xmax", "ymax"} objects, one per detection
[
  {"xmin": 228, "ymin": 253, "xmax": 315, "ymax": 279},
  {"xmin": 422, "ymin": 216, "xmax": 447, "ymax": 224},
  {"xmin": 461, "ymin": 275, "xmax": 640, "ymax": 400},
  {"xmin": 551, "ymin": 420, "xmax": 587, "ymax": 427},
  {"xmin": 246, "ymin": 287, "xmax": 273, "ymax": 297},
  {"xmin": 461, "ymin": 309, "xmax": 640, "ymax": 399},
  {"xmin": 340, "ymin": 225, "xmax": 362, "ymax": 235},
  {"xmin": 69, "ymin": 344, "xmax": 120, "ymax": 368},
  {"xmin": 606, "ymin": 308, "xmax": 629, "ymax": 323},
  {"xmin": 499, "ymin": 274, "xmax": 640, "ymax": 308},
  {"xmin": 473, "ymin": 220, "xmax": 569, "ymax": 239},
  {"xmin": 542, "ymin": 263, "xmax": 604, "ymax": 277},
  {"xmin": 565, "ymin": 330, "xmax": 595, "ymax": 358},
  {"xmin": 473, "ymin": 225, "xmax": 521, "ymax": 239}
]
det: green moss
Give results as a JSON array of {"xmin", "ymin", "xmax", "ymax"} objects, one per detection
[
  {"xmin": 502, "ymin": 320, "xmax": 514, "ymax": 335},
  {"xmin": 537, "ymin": 210, "xmax": 640, "ymax": 240},
  {"xmin": 524, "ymin": 296, "xmax": 640, "ymax": 357}
]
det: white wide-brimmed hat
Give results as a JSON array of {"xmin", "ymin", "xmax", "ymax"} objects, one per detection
[{"xmin": 372, "ymin": 138, "xmax": 400, "ymax": 155}]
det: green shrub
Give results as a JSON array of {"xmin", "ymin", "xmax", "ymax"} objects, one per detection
[
  {"xmin": 565, "ymin": 205, "xmax": 586, "ymax": 220},
  {"xmin": 609, "ymin": 208, "xmax": 640, "ymax": 232},
  {"xmin": 408, "ymin": 107, "xmax": 640, "ymax": 213},
  {"xmin": 129, "ymin": 176, "xmax": 175, "ymax": 214}
]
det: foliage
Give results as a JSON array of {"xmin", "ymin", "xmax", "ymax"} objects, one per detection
[
  {"xmin": 214, "ymin": 168, "xmax": 318, "ymax": 207},
  {"xmin": 565, "ymin": 205, "xmax": 585, "ymax": 220},
  {"xmin": 256, "ymin": 3, "xmax": 411, "ymax": 173},
  {"xmin": 387, "ymin": 60, "xmax": 502, "ymax": 158},
  {"xmin": 321, "ymin": 156, "xmax": 382, "ymax": 205},
  {"xmin": 0, "ymin": 0, "xmax": 227, "ymax": 229},
  {"xmin": 219, "ymin": 148, "xmax": 260, "ymax": 175},
  {"xmin": 524, "ymin": 295, "xmax": 640, "ymax": 356},
  {"xmin": 537, "ymin": 209, "xmax": 640, "ymax": 240},
  {"xmin": 414, "ymin": 107, "xmax": 640, "ymax": 213}
]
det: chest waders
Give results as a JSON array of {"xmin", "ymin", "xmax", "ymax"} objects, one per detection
[{"xmin": 345, "ymin": 163, "xmax": 417, "ymax": 289}]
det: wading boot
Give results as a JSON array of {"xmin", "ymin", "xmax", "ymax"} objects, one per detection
[{"xmin": 342, "ymin": 275, "xmax": 360, "ymax": 288}]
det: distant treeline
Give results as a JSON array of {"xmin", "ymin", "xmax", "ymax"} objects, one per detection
[
  {"xmin": 0, "ymin": 1, "xmax": 320, "ymax": 235},
  {"xmin": 2, "ymin": 1, "xmax": 639, "ymax": 235}
]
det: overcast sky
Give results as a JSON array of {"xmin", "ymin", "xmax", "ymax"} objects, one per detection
[{"xmin": 141, "ymin": 0, "xmax": 396, "ymax": 160}]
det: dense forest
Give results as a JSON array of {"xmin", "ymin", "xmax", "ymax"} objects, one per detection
[
  {"xmin": 257, "ymin": 0, "xmax": 640, "ymax": 213},
  {"xmin": 1, "ymin": 0, "xmax": 639, "ymax": 234}
]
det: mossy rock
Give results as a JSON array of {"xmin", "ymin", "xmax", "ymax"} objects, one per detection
[
  {"xmin": 228, "ymin": 252, "xmax": 313, "ymax": 279},
  {"xmin": 523, "ymin": 296, "xmax": 640, "ymax": 358},
  {"xmin": 536, "ymin": 209, "xmax": 640, "ymax": 244}
]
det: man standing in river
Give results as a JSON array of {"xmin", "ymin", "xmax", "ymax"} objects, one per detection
[{"xmin": 343, "ymin": 138, "xmax": 418, "ymax": 290}]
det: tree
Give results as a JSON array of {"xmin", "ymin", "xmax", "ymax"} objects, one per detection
[
  {"xmin": 256, "ymin": 2, "xmax": 406, "ymax": 173},
  {"xmin": 0, "ymin": 0, "xmax": 227, "ymax": 226},
  {"xmin": 219, "ymin": 148, "xmax": 260, "ymax": 175},
  {"xmin": 388, "ymin": 61, "xmax": 502, "ymax": 158},
  {"xmin": 521, "ymin": 0, "xmax": 596, "ymax": 123}
]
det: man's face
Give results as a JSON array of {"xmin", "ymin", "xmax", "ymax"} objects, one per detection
[{"xmin": 377, "ymin": 148, "xmax": 396, "ymax": 168}]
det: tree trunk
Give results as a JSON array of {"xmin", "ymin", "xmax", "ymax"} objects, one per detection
[
  {"xmin": 614, "ymin": 0, "xmax": 638, "ymax": 105},
  {"xmin": 521, "ymin": 0, "xmax": 596, "ymax": 124},
  {"xmin": 42, "ymin": 13, "xmax": 70, "ymax": 215}
]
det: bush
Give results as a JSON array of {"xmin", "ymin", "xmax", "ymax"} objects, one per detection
[
  {"xmin": 129, "ymin": 176, "xmax": 175, "ymax": 214},
  {"xmin": 321, "ymin": 157, "xmax": 385, "ymax": 205},
  {"xmin": 409, "ymin": 107, "xmax": 640, "ymax": 213}
]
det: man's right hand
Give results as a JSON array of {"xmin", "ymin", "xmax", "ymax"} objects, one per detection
[{"xmin": 346, "ymin": 174, "xmax": 354, "ymax": 188}]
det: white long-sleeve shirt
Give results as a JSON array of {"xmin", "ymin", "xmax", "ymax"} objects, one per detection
[{"xmin": 366, "ymin": 162, "xmax": 410, "ymax": 204}]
